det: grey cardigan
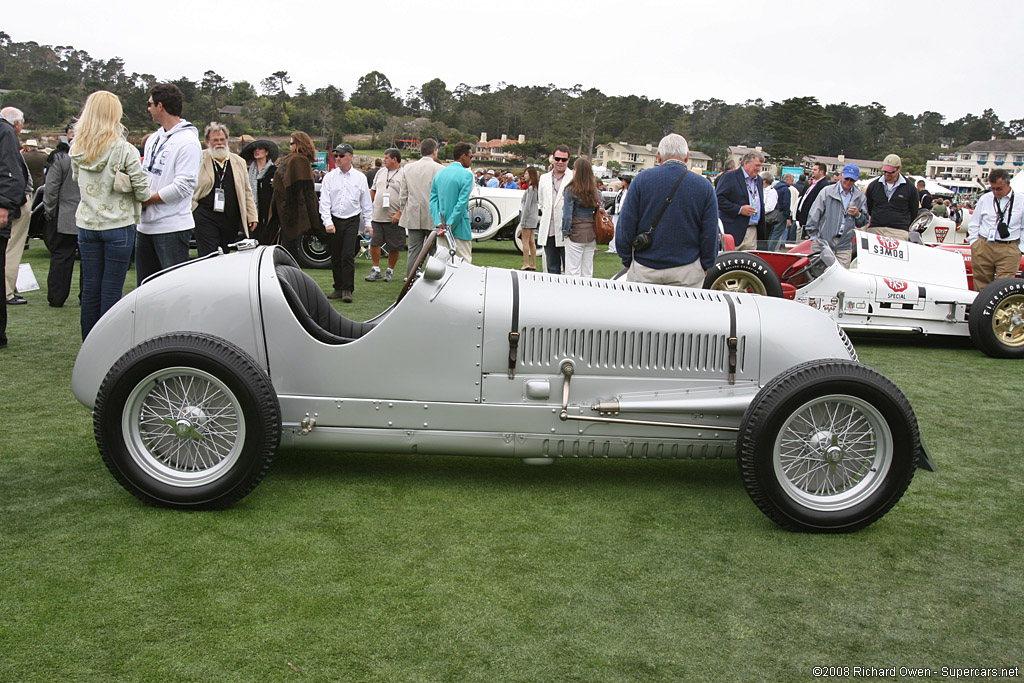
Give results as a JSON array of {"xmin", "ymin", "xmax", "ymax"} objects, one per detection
[
  {"xmin": 519, "ymin": 184, "xmax": 539, "ymax": 230},
  {"xmin": 43, "ymin": 151, "xmax": 81, "ymax": 236}
]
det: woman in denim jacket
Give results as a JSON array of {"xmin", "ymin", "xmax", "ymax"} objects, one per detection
[{"xmin": 560, "ymin": 157, "xmax": 600, "ymax": 277}]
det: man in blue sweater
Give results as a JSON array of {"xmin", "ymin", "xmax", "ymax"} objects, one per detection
[{"xmin": 614, "ymin": 134, "xmax": 719, "ymax": 287}]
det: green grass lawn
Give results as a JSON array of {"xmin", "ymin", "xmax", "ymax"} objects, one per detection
[{"xmin": 1, "ymin": 238, "xmax": 1021, "ymax": 681}]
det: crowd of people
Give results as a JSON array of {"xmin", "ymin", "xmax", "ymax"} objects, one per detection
[{"xmin": 1, "ymin": 86, "xmax": 1021, "ymax": 351}]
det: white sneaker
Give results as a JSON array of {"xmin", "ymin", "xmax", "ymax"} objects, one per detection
[{"xmin": 383, "ymin": 268, "xmax": 393, "ymax": 282}]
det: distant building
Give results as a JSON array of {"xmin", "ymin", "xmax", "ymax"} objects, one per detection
[
  {"xmin": 218, "ymin": 105, "xmax": 243, "ymax": 117},
  {"xmin": 594, "ymin": 142, "xmax": 659, "ymax": 173},
  {"xmin": 475, "ymin": 133, "xmax": 525, "ymax": 162},
  {"xmin": 926, "ymin": 138, "xmax": 1024, "ymax": 187},
  {"xmin": 803, "ymin": 154, "xmax": 883, "ymax": 178}
]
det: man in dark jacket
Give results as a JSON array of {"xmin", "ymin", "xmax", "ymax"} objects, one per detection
[
  {"xmin": 0, "ymin": 113, "xmax": 29, "ymax": 348},
  {"xmin": 795, "ymin": 162, "xmax": 831, "ymax": 238},
  {"xmin": 43, "ymin": 126, "xmax": 81, "ymax": 307},
  {"xmin": 916, "ymin": 179, "xmax": 933, "ymax": 210},
  {"xmin": 716, "ymin": 151, "xmax": 766, "ymax": 249},
  {"xmin": 864, "ymin": 153, "xmax": 920, "ymax": 239}
]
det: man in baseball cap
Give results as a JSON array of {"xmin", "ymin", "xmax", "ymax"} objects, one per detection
[
  {"xmin": 804, "ymin": 163, "xmax": 869, "ymax": 269},
  {"xmin": 864, "ymin": 153, "xmax": 919, "ymax": 239}
]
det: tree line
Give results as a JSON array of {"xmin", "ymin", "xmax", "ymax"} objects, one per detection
[{"xmin": 2, "ymin": 32, "xmax": 1021, "ymax": 172}]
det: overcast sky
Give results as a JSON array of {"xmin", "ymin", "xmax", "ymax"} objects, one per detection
[{"xmin": 6, "ymin": 0, "xmax": 1021, "ymax": 125}]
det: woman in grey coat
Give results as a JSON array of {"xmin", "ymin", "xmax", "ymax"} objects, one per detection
[
  {"xmin": 42, "ymin": 130, "xmax": 81, "ymax": 307},
  {"xmin": 519, "ymin": 166, "xmax": 540, "ymax": 270}
]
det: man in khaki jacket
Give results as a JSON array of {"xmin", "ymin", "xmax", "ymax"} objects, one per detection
[
  {"xmin": 398, "ymin": 138, "xmax": 444, "ymax": 277},
  {"xmin": 191, "ymin": 122, "xmax": 257, "ymax": 256}
]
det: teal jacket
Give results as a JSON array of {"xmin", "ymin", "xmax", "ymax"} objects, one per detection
[{"xmin": 429, "ymin": 162, "xmax": 473, "ymax": 241}]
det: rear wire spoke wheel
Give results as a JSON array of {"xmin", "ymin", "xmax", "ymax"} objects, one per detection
[
  {"xmin": 737, "ymin": 360, "xmax": 920, "ymax": 532},
  {"xmin": 123, "ymin": 367, "xmax": 245, "ymax": 488},
  {"xmin": 95, "ymin": 334, "xmax": 280, "ymax": 509}
]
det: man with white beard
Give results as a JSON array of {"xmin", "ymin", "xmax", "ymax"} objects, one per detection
[{"xmin": 191, "ymin": 122, "xmax": 257, "ymax": 256}]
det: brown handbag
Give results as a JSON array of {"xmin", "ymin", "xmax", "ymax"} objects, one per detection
[{"xmin": 593, "ymin": 206, "xmax": 614, "ymax": 245}]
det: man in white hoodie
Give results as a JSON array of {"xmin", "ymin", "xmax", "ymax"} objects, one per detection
[{"xmin": 137, "ymin": 83, "xmax": 202, "ymax": 284}]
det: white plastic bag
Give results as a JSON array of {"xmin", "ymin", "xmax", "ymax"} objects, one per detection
[{"xmin": 16, "ymin": 263, "xmax": 40, "ymax": 292}]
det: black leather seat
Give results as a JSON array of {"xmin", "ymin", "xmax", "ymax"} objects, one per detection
[{"xmin": 274, "ymin": 255, "xmax": 376, "ymax": 345}]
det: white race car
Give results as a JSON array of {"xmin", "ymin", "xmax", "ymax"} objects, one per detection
[{"xmin": 704, "ymin": 230, "xmax": 1024, "ymax": 359}]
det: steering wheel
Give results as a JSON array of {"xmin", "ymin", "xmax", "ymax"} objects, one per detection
[
  {"xmin": 909, "ymin": 211, "xmax": 933, "ymax": 234},
  {"xmin": 780, "ymin": 252, "xmax": 824, "ymax": 284},
  {"xmin": 396, "ymin": 229, "xmax": 439, "ymax": 304}
]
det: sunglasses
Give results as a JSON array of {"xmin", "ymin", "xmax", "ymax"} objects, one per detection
[
  {"xmin": 553, "ymin": 156, "xmax": 569, "ymax": 162},
  {"xmin": 146, "ymin": 100, "xmax": 155, "ymax": 108}
]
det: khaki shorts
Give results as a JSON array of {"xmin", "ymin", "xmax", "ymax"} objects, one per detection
[{"xmin": 370, "ymin": 220, "xmax": 406, "ymax": 251}]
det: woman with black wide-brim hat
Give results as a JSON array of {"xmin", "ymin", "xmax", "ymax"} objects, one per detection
[{"xmin": 241, "ymin": 138, "xmax": 279, "ymax": 243}]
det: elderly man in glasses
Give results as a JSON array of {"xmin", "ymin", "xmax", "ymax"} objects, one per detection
[
  {"xmin": 864, "ymin": 153, "xmax": 919, "ymax": 240},
  {"xmin": 319, "ymin": 143, "xmax": 372, "ymax": 303}
]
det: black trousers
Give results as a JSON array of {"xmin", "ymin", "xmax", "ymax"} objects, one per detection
[
  {"xmin": 47, "ymin": 231, "xmax": 78, "ymax": 307},
  {"xmin": 329, "ymin": 214, "xmax": 361, "ymax": 292},
  {"xmin": 0, "ymin": 234, "xmax": 7, "ymax": 345},
  {"xmin": 194, "ymin": 207, "xmax": 240, "ymax": 257}
]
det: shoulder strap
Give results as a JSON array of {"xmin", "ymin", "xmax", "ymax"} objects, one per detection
[{"xmin": 647, "ymin": 167, "xmax": 688, "ymax": 236}]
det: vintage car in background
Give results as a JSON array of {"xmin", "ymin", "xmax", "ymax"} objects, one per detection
[
  {"xmin": 704, "ymin": 230, "xmax": 1024, "ymax": 359},
  {"xmin": 909, "ymin": 210, "xmax": 964, "ymax": 245},
  {"xmin": 72, "ymin": 234, "xmax": 933, "ymax": 532}
]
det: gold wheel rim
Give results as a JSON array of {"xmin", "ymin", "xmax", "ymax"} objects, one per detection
[
  {"xmin": 992, "ymin": 294, "xmax": 1024, "ymax": 347},
  {"xmin": 710, "ymin": 272, "xmax": 767, "ymax": 295}
]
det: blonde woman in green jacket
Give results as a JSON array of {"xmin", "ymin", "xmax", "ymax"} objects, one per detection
[{"xmin": 70, "ymin": 91, "xmax": 150, "ymax": 339}]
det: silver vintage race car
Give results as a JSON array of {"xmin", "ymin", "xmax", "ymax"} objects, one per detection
[{"xmin": 72, "ymin": 234, "xmax": 934, "ymax": 532}]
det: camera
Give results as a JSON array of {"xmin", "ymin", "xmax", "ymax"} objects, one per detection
[
  {"xmin": 632, "ymin": 229, "xmax": 654, "ymax": 252},
  {"xmin": 998, "ymin": 220, "xmax": 1010, "ymax": 239}
]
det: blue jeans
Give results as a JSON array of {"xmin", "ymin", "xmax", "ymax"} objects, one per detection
[
  {"xmin": 135, "ymin": 229, "xmax": 190, "ymax": 285},
  {"xmin": 544, "ymin": 234, "xmax": 565, "ymax": 274},
  {"xmin": 767, "ymin": 219, "xmax": 788, "ymax": 252},
  {"xmin": 79, "ymin": 225, "xmax": 135, "ymax": 340}
]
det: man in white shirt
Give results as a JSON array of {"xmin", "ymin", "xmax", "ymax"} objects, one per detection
[
  {"xmin": 967, "ymin": 169, "xmax": 1024, "ymax": 290},
  {"xmin": 537, "ymin": 145, "xmax": 573, "ymax": 274},
  {"xmin": 137, "ymin": 84, "xmax": 202, "ymax": 284},
  {"xmin": 319, "ymin": 143, "xmax": 372, "ymax": 303}
]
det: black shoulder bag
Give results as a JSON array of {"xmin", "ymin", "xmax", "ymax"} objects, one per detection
[{"xmin": 631, "ymin": 167, "xmax": 687, "ymax": 252}]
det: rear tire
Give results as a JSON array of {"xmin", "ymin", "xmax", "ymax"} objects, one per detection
[
  {"xmin": 968, "ymin": 278, "xmax": 1024, "ymax": 359},
  {"xmin": 94, "ymin": 334, "xmax": 281, "ymax": 509},
  {"xmin": 703, "ymin": 252, "xmax": 783, "ymax": 297},
  {"xmin": 737, "ymin": 360, "xmax": 920, "ymax": 532}
]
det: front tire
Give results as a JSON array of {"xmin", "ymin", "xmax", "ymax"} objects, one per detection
[
  {"xmin": 968, "ymin": 278, "xmax": 1024, "ymax": 359},
  {"xmin": 737, "ymin": 360, "xmax": 920, "ymax": 532},
  {"xmin": 94, "ymin": 334, "xmax": 281, "ymax": 509},
  {"xmin": 703, "ymin": 252, "xmax": 783, "ymax": 297}
]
